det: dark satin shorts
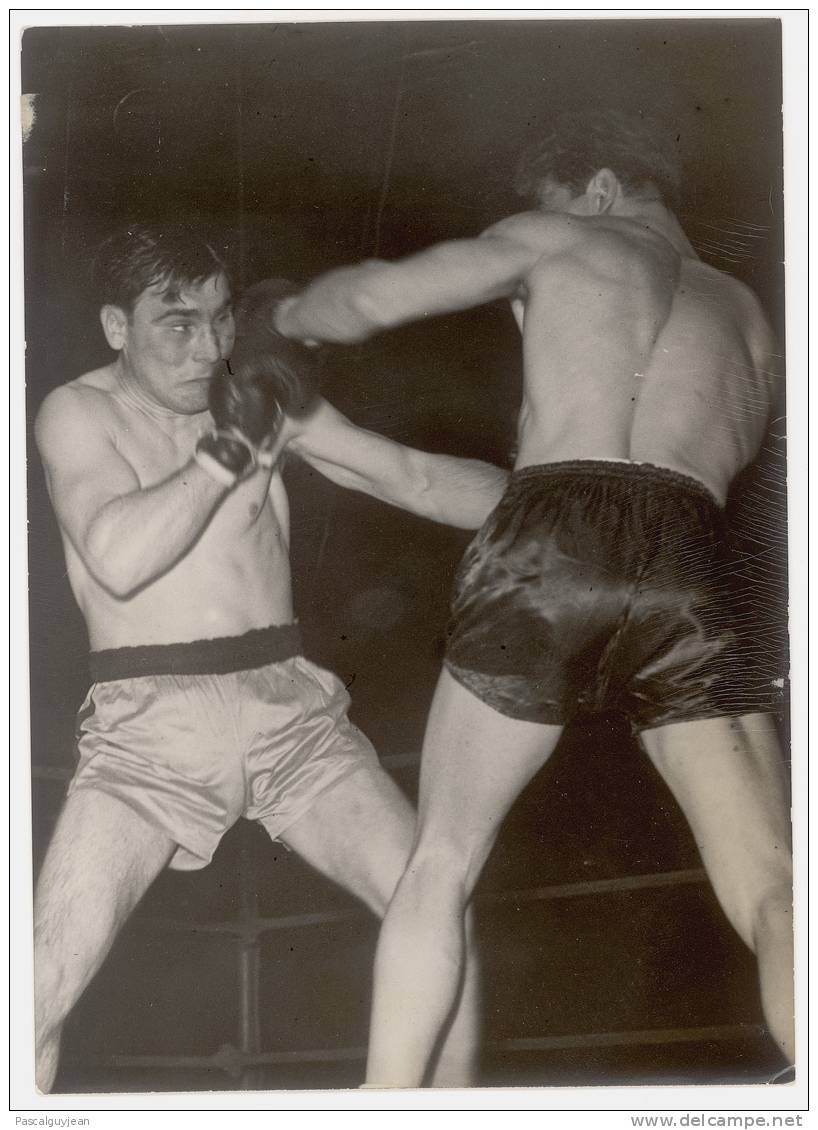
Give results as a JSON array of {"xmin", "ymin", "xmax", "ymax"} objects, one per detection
[{"xmin": 444, "ymin": 461, "xmax": 774, "ymax": 731}]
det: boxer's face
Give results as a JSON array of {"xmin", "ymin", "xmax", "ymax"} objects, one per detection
[{"xmin": 115, "ymin": 272, "xmax": 235, "ymax": 414}]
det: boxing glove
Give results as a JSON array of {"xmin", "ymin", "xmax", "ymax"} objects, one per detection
[
  {"xmin": 198, "ymin": 354, "xmax": 284, "ymax": 486},
  {"xmin": 197, "ymin": 279, "xmax": 321, "ymax": 486},
  {"xmin": 228, "ymin": 277, "xmax": 321, "ymax": 417}
]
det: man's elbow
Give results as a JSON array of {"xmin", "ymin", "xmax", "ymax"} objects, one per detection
[
  {"xmin": 87, "ymin": 556, "xmax": 140, "ymax": 599},
  {"xmin": 84, "ymin": 526, "xmax": 142, "ymax": 599},
  {"xmin": 396, "ymin": 459, "xmax": 449, "ymax": 524},
  {"xmin": 425, "ymin": 466, "xmax": 509, "ymax": 530},
  {"xmin": 480, "ymin": 471, "xmax": 510, "ymax": 519}
]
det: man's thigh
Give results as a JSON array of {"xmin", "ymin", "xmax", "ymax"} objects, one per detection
[
  {"xmin": 276, "ymin": 764, "xmax": 415, "ymax": 917},
  {"xmin": 638, "ymin": 712, "xmax": 790, "ymax": 847},
  {"xmin": 638, "ymin": 712, "xmax": 791, "ymax": 938},
  {"xmin": 36, "ymin": 786, "xmax": 176, "ymax": 998}
]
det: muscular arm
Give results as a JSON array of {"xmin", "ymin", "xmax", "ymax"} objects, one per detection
[
  {"xmin": 35, "ymin": 386, "xmax": 228, "ymax": 598},
  {"xmin": 286, "ymin": 399, "xmax": 508, "ymax": 529},
  {"xmin": 274, "ymin": 218, "xmax": 550, "ymax": 344}
]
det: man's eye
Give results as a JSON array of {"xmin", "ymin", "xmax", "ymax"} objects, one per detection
[{"xmin": 170, "ymin": 324, "xmax": 192, "ymax": 334}]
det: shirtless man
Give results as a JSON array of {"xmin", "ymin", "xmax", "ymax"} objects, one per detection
[
  {"xmin": 274, "ymin": 110, "xmax": 794, "ymax": 1086},
  {"xmin": 32, "ymin": 222, "xmax": 506, "ymax": 1092}
]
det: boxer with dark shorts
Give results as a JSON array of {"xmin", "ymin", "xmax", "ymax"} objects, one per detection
[
  {"xmin": 278, "ymin": 110, "xmax": 794, "ymax": 1085},
  {"xmin": 446, "ymin": 461, "xmax": 772, "ymax": 729}
]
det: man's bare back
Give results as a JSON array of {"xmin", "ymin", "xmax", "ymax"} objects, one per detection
[
  {"xmin": 277, "ymin": 200, "xmax": 779, "ymax": 509},
  {"xmin": 270, "ymin": 124, "xmax": 793, "ymax": 1084},
  {"xmin": 508, "ymin": 212, "xmax": 779, "ymax": 502}
]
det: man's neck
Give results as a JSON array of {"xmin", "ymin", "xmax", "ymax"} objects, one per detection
[
  {"xmin": 112, "ymin": 359, "xmax": 205, "ymax": 436},
  {"xmin": 615, "ymin": 198, "xmax": 698, "ymax": 259}
]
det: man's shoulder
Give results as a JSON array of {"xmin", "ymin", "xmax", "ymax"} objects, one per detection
[
  {"xmin": 34, "ymin": 367, "xmax": 118, "ymax": 454},
  {"xmin": 683, "ymin": 259, "xmax": 773, "ymax": 325},
  {"xmin": 481, "ymin": 212, "xmax": 626, "ymax": 272},
  {"xmin": 481, "ymin": 210, "xmax": 581, "ymax": 247}
]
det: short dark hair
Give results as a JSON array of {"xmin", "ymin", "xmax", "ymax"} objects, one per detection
[
  {"xmin": 92, "ymin": 222, "xmax": 230, "ymax": 313},
  {"xmin": 515, "ymin": 110, "xmax": 682, "ymax": 212}
]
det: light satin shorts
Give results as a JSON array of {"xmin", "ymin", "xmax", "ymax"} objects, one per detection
[{"xmin": 70, "ymin": 625, "xmax": 377, "ymax": 869}]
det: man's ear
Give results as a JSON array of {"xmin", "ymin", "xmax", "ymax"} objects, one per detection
[
  {"xmin": 585, "ymin": 168, "xmax": 621, "ymax": 215},
  {"xmin": 100, "ymin": 304, "xmax": 128, "ymax": 351}
]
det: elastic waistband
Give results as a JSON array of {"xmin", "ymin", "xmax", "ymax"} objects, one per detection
[
  {"xmin": 89, "ymin": 623, "xmax": 303, "ymax": 683},
  {"xmin": 510, "ymin": 460, "xmax": 721, "ymax": 508}
]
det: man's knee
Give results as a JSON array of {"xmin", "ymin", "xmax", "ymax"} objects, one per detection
[
  {"xmin": 34, "ymin": 924, "xmax": 79, "ymax": 1037},
  {"xmin": 34, "ymin": 953, "xmax": 63, "ymax": 1093},
  {"xmin": 410, "ymin": 810, "xmax": 505, "ymax": 898},
  {"xmin": 35, "ymin": 1032, "xmax": 60, "ymax": 1095},
  {"xmin": 752, "ymin": 882, "xmax": 793, "ymax": 954},
  {"xmin": 402, "ymin": 838, "xmax": 473, "ymax": 905}
]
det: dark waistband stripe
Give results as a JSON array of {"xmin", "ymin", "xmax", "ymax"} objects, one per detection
[
  {"xmin": 510, "ymin": 460, "xmax": 721, "ymax": 508},
  {"xmin": 89, "ymin": 623, "xmax": 303, "ymax": 683}
]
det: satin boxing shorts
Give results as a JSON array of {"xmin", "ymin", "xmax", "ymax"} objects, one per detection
[
  {"xmin": 445, "ymin": 461, "xmax": 775, "ymax": 732},
  {"xmin": 70, "ymin": 624, "xmax": 378, "ymax": 869}
]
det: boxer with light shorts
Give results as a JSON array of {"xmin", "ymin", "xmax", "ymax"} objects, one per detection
[{"xmin": 33, "ymin": 223, "xmax": 507, "ymax": 1092}]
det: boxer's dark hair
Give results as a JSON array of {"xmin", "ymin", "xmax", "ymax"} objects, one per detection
[
  {"xmin": 515, "ymin": 110, "xmax": 682, "ymax": 212},
  {"xmin": 92, "ymin": 222, "xmax": 230, "ymax": 313}
]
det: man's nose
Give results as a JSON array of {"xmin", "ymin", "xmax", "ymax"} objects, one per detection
[{"xmin": 193, "ymin": 324, "xmax": 222, "ymax": 362}]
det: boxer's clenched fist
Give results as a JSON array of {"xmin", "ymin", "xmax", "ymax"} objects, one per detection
[
  {"xmin": 197, "ymin": 279, "xmax": 322, "ymax": 486},
  {"xmin": 209, "ymin": 358, "xmax": 284, "ymax": 448},
  {"xmin": 228, "ymin": 278, "xmax": 321, "ymax": 417}
]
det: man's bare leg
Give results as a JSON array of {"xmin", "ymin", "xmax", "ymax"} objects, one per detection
[
  {"xmin": 639, "ymin": 712, "xmax": 794, "ymax": 1062},
  {"xmin": 361, "ymin": 670, "xmax": 563, "ymax": 1087},
  {"xmin": 279, "ymin": 759, "xmax": 480, "ymax": 1086},
  {"xmin": 34, "ymin": 791, "xmax": 175, "ymax": 1092}
]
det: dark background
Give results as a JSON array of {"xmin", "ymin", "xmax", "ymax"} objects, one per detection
[{"xmin": 22, "ymin": 18, "xmax": 788, "ymax": 1091}]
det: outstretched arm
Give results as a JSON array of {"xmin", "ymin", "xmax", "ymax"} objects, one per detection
[
  {"xmin": 274, "ymin": 222, "xmax": 544, "ymax": 345},
  {"xmin": 287, "ymin": 398, "xmax": 508, "ymax": 529},
  {"xmin": 35, "ymin": 385, "xmax": 230, "ymax": 598}
]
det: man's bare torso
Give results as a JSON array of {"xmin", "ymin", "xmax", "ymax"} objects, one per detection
[
  {"xmin": 56, "ymin": 366, "xmax": 293, "ymax": 650},
  {"xmin": 508, "ymin": 213, "xmax": 779, "ymax": 504}
]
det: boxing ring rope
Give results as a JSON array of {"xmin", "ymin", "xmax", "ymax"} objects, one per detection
[
  {"xmin": 77, "ymin": 1025, "xmax": 765, "ymax": 1080},
  {"xmin": 131, "ymin": 867, "xmax": 723, "ymax": 1084},
  {"xmin": 35, "ymin": 759, "xmax": 763, "ymax": 1085},
  {"xmin": 132, "ymin": 867, "xmax": 710, "ymax": 938},
  {"xmin": 32, "ymin": 750, "xmax": 420, "ymax": 782}
]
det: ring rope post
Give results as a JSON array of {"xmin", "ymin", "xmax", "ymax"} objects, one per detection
[
  {"xmin": 33, "ymin": 766, "xmax": 760, "ymax": 1087},
  {"xmin": 236, "ymin": 831, "xmax": 262, "ymax": 1089},
  {"xmin": 74, "ymin": 1023, "xmax": 766, "ymax": 1077}
]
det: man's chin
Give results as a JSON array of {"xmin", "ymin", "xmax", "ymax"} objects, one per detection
[
  {"xmin": 177, "ymin": 385, "xmax": 212, "ymax": 415},
  {"xmin": 186, "ymin": 402, "xmax": 211, "ymax": 418}
]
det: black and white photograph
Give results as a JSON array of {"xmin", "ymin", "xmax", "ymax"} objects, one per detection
[{"xmin": 13, "ymin": 9, "xmax": 806, "ymax": 1114}]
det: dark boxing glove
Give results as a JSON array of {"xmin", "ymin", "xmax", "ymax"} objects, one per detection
[
  {"xmin": 229, "ymin": 278, "xmax": 321, "ymax": 417},
  {"xmin": 197, "ymin": 368, "xmax": 282, "ymax": 486},
  {"xmin": 198, "ymin": 279, "xmax": 320, "ymax": 485}
]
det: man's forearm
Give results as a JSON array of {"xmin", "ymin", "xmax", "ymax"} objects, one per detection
[
  {"xmin": 275, "ymin": 262, "xmax": 390, "ymax": 344},
  {"xmin": 84, "ymin": 460, "xmax": 228, "ymax": 597},
  {"xmin": 287, "ymin": 398, "xmax": 508, "ymax": 530},
  {"xmin": 418, "ymin": 454, "xmax": 509, "ymax": 529},
  {"xmin": 294, "ymin": 441, "xmax": 507, "ymax": 531},
  {"xmin": 275, "ymin": 237, "xmax": 527, "ymax": 345}
]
